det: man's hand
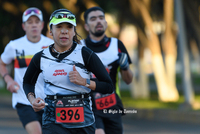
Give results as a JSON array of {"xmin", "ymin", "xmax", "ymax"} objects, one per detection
[
  {"xmin": 118, "ymin": 52, "xmax": 129, "ymax": 70},
  {"xmin": 6, "ymin": 80, "xmax": 20, "ymax": 93}
]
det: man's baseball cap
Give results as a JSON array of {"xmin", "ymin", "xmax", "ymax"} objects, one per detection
[
  {"xmin": 22, "ymin": 7, "xmax": 43, "ymax": 22},
  {"xmin": 49, "ymin": 9, "xmax": 76, "ymax": 27}
]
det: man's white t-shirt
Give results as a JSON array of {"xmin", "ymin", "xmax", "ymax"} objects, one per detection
[{"xmin": 1, "ymin": 35, "xmax": 54, "ymax": 108}]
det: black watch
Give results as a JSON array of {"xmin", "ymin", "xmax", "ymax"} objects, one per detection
[{"xmin": 85, "ymin": 79, "xmax": 90, "ymax": 87}]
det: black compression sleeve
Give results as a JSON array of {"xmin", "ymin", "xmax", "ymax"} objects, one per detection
[
  {"xmin": 82, "ymin": 47, "xmax": 114, "ymax": 94},
  {"xmin": 23, "ymin": 51, "xmax": 43, "ymax": 98}
]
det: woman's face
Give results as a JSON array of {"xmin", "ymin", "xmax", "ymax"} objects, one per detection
[{"xmin": 50, "ymin": 22, "xmax": 75, "ymax": 50}]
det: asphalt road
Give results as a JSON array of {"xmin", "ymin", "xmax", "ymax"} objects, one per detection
[
  {"xmin": 1, "ymin": 96, "xmax": 200, "ymax": 134},
  {"xmin": 122, "ymin": 114, "xmax": 200, "ymax": 134}
]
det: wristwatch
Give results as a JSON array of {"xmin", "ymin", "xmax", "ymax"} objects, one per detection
[{"xmin": 85, "ymin": 78, "xmax": 90, "ymax": 87}]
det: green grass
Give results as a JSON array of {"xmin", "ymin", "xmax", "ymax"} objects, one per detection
[
  {"xmin": 120, "ymin": 90, "xmax": 200, "ymax": 110},
  {"xmin": 0, "ymin": 87, "xmax": 12, "ymax": 96}
]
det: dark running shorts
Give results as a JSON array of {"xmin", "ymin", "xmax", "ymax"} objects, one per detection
[
  {"xmin": 95, "ymin": 114, "xmax": 123, "ymax": 134},
  {"xmin": 16, "ymin": 103, "xmax": 44, "ymax": 128},
  {"xmin": 42, "ymin": 122, "xmax": 95, "ymax": 134}
]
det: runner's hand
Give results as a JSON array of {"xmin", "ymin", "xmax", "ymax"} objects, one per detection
[
  {"xmin": 6, "ymin": 80, "xmax": 20, "ymax": 93},
  {"xmin": 69, "ymin": 65, "xmax": 85, "ymax": 86},
  {"xmin": 31, "ymin": 98, "xmax": 45, "ymax": 112},
  {"xmin": 118, "ymin": 52, "xmax": 129, "ymax": 70}
]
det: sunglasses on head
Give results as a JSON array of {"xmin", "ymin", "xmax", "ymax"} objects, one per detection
[
  {"xmin": 50, "ymin": 13, "xmax": 75, "ymax": 20},
  {"xmin": 24, "ymin": 9, "xmax": 41, "ymax": 16}
]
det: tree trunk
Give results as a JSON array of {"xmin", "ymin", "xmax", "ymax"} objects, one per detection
[
  {"xmin": 130, "ymin": 0, "xmax": 179, "ymax": 101},
  {"xmin": 162, "ymin": 0, "xmax": 179, "ymax": 100},
  {"xmin": 131, "ymin": 30, "xmax": 150, "ymax": 99}
]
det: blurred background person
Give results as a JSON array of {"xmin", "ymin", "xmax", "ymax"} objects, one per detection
[
  {"xmin": 0, "ymin": 7, "xmax": 53, "ymax": 134},
  {"xmin": 81, "ymin": 6, "xmax": 133, "ymax": 134}
]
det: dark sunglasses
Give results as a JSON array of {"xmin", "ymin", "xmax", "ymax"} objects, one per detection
[{"xmin": 24, "ymin": 9, "xmax": 41, "ymax": 16}]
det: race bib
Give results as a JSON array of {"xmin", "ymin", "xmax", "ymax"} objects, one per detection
[
  {"xmin": 94, "ymin": 93, "xmax": 117, "ymax": 110},
  {"xmin": 55, "ymin": 98, "xmax": 84, "ymax": 123}
]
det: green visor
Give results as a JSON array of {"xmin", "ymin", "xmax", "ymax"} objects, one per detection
[{"xmin": 49, "ymin": 12, "xmax": 76, "ymax": 27}]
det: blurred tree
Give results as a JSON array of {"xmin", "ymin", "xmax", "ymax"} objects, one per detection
[
  {"xmin": 162, "ymin": 0, "xmax": 179, "ymax": 100},
  {"xmin": 1, "ymin": 0, "xmax": 200, "ymax": 104},
  {"xmin": 133, "ymin": 28, "xmax": 150, "ymax": 99},
  {"xmin": 163, "ymin": 0, "xmax": 177, "ymax": 90},
  {"xmin": 128, "ymin": 0, "xmax": 179, "ymax": 102},
  {"xmin": 0, "ymin": 0, "xmax": 66, "ymax": 50}
]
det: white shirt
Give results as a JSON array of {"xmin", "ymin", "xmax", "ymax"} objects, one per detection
[
  {"xmin": 1, "ymin": 35, "xmax": 54, "ymax": 108},
  {"xmin": 41, "ymin": 44, "xmax": 91, "ymax": 95}
]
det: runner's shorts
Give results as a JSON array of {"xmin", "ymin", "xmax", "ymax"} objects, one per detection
[
  {"xmin": 95, "ymin": 113, "xmax": 123, "ymax": 134},
  {"xmin": 42, "ymin": 122, "xmax": 95, "ymax": 134},
  {"xmin": 16, "ymin": 103, "xmax": 44, "ymax": 127}
]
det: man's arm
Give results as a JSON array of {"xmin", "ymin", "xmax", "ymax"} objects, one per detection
[
  {"xmin": 82, "ymin": 47, "xmax": 114, "ymax": 94},
  {"xmin": 120, "ymin": 69, "xmax": 133, "ymax": 84},
  {"xmin": 118, "ymin": 40, "xmax": 133, "ymax": 84},
  {"xmin": 0, "ymin": 58, "xmax": 19, "ymax": 93}
]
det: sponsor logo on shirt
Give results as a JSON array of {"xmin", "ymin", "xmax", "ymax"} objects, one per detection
[
  {"xmin": 14, "ymin": 49, "xmax": 33, "ymax": 68},
  {"xmin": 53, "ymin": 69, "xmax": 67, "ymax": 76},
  {"xmin": 56, "ymin": 100, "xmax": 63, "ymax": 106},
  {"xmin": 94, "ymin": 93, "xmax": 101, "ymax": 99},
  {"xmin": 68, "ymin": 99, "xmax": 80, "ymax": 104}
]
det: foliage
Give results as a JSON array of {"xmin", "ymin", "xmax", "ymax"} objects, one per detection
[{"xmin": 0, "ymin": 88, "xmax": 11, "ymax": 96}]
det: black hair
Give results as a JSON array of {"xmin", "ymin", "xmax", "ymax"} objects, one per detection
[
  {"xmin": 84, "ymin": 6, "xmax": 105, "ymax": 23},
  {"xmin": 74, "ymin": 27, "xmax": 82, "ymax": 44}
]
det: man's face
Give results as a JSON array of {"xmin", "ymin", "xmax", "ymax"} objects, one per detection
[
  {"xmin": 85, "ymin": 10, "xmax": 107, "ymax": 37},
  {"xmin": 22, "ymin": 16, "xmax": 44, "ymax": 38}
]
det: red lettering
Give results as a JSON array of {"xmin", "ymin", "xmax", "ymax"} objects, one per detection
[{"xmin": 53, "ymin": 70, "xmax": 67, "ymax": 76}]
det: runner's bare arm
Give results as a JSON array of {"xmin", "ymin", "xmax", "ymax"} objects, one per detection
[{"xmin": 0, "ymin": 58, "xmax": 19, "ymax": 93}]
